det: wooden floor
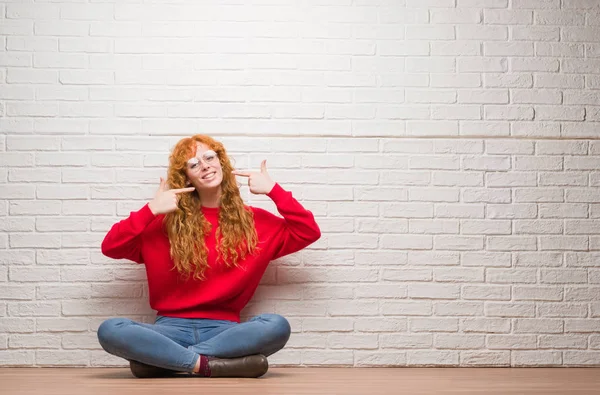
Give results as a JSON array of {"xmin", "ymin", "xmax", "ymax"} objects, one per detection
[{"xmin": 2, "ymin": 367, "xmax": 600, "ymax": 395}]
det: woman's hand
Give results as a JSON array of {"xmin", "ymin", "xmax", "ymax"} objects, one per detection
[
  {"xmin": 148, "ymin": 178, "xmax": 196, "ymax": 215},
  {"xmin": 232, "ymin": 160, "xmax": 276, "ymax": 195}
]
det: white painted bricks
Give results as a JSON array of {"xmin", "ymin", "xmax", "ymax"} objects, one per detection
[{"xmin": 2, "ymin": 0, "xmax": 600, "ymax": 367}]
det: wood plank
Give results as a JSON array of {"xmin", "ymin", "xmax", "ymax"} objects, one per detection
[{"xmin": 2, "ymin": 367, "xmax": 600, "ymax": 395}]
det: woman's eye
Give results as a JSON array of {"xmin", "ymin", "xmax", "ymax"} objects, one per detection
[{"xmin": 204, "ymin": 155, "xmax": 215, "ymax": 162}]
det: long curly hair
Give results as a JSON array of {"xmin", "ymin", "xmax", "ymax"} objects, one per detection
[{"xmin": 163, "ymin": 135, "xmax": 258, "ymax": 281}]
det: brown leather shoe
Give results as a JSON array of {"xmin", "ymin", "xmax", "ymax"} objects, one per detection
[
  {"xmin": 208, "ymin": 354, "xmax": 268, "ymax": 378},
  {"xmin": 129, "ymin": 360, "xmax": 178, "ymax": 378}
]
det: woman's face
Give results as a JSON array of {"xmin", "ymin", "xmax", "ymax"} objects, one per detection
[{"xmin": 185, "ymin": 142, "xmax": 223, "ymax": 191}]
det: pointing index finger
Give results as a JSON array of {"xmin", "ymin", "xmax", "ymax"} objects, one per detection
[
  {"xmin": 232, "ymin": 170, "xmax": 252, "ymax": 177},
  {"xmin": 171, "ymin": 187, "xmax": 196, "ymax": 194}
]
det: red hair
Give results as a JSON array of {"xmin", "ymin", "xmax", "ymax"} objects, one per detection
[{"xmin": 164, "ymin": 135, "xmax": 258, "ymax": 280}]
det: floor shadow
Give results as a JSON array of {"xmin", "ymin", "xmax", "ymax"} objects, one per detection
[
  {"xmin": 89, "ymin": 368, "xmax": 289, "ymax": 380},
  {"xmin": 262, "ymin": 370, "xmax": 288, "ymax": 378},
  {"xmin": 88, "ymin": 369, "xmax": 134, "ymax": 380}
]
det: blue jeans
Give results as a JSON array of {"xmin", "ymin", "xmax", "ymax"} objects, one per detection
[{"xmin": 97, "ymin": 313, "xmax": 291, "ymax": 373}]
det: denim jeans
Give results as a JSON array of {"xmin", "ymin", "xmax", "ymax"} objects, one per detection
[{"xmin": 97, "ymin": 313, "xmax": 291, "ymax": 373}]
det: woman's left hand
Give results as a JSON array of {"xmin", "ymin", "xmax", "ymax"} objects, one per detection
[{"xmin": 232, "ymin": 160, "xmax": 276, "ymax": 195}]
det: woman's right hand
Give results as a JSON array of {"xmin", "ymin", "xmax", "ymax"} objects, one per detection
[{"xmin": 148, "ymin": 177, "xmax": 196, "ymax": 215}]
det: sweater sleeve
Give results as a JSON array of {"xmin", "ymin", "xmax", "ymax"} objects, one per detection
[
  {"xmin": 264, "ymin": 183, "xmax": 321, "ymax": 260},
  {"xmin": 100, "ymin": 203, "xmax": 157, "ymax": 264}
]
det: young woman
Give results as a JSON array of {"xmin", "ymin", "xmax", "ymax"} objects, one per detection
[{"xmin": 97, "ymin": 134, "xmax": 321, "ymax": 378}]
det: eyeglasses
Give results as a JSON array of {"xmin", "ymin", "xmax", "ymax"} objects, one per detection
[{"xmin": 186, "ymin": 150, "xmax": 218, "ymax": 171}]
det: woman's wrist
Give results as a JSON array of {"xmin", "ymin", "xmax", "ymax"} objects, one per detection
[{"xmin": 148, "ymin": 201, "xmax": 158, "ymax": 215}]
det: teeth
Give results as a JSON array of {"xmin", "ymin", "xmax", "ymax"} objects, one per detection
[{"xmin": 203, "ymin": 172, "xmax": 215, "ymax": 180}]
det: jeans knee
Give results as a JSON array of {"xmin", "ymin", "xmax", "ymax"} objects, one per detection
[
  {"xmin": 261, "ymin": 314, "xmax": 291, "ymax": 346},
  {"xmin": 97, "ymin": 317, "xmax": 128, "ymax": 350}
]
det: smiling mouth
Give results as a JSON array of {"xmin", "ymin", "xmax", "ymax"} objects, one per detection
[{"xmin": 202, "ymin": 172, "xmax": 216, "ymax": 180}]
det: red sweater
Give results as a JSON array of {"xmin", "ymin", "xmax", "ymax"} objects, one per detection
[{"xmin": 101, "ymin": 184, "xmax": 320, "ymax": 322}]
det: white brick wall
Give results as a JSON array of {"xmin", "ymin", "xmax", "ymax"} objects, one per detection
[{"xmin": 1, "ymin": 0, "xmax": 600, "ymax": 368}]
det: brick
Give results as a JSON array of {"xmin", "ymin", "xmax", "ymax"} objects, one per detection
[
  {"xmin": 514, "ymin": 319, "xmax": 563, "ymax": 334},
  {"xmin": 512, "ymin": 351, "xmax": 562, "ymax": 367},
  {"xmin": 515, "ymin": 92, "xmax": 563, "ymax": 108},
  {"xmin": 563, "ymin": 351, "xmax": 600, "ymax": 366},
  {"xmin": 0, "ymin": 285, "xmax": 35, "ymax": 301},
  {"xmin": 408, "ymin": 251, "xmax": 459, "ymax": 266},
  {"xmin": 409, "ymin": 219, "xmax": 459, "ymax": 234},
  {"xmin": 7, "ymin": 136, "xmax": 59, "ymax": 151},
  {"xmin": 566, "ymin": 253, "xmax": 600, "ymax": 267},
  {"xmin": 407, "ymin": 351, "xmax": 459, "ymax": 366},
  {"xmin": 355, "ymin": 284, "xmax": 407, "ymax": 299},
  {"xmin": 381, "ymin": 334, "xmax": 432, "ymax": 349},
  {"xmin": 435, "ymin": 334, "xmax": 485, "ymax": 349},
  {"xmin": 0, "ymin": 351, "xmax": 34, "ymax": 366},
  {"xmin": 484, "ymin": 43, "xmax": 534, "ymax": 57},
  {"xmin": 408, "ymin": 284, "xmax": 459, "ymax": 300},
  {"xmin": 462, "ymin": 155, "xmax": 510, "ymax": 170},
  {"xmin": 541, "ymin": 304, "xmax": 588, "ymax": 318},
  {"xmin": 462, "ymin": 220, "xmax": 511, "ymax": 235},
  {"xmin": 487, "ymin": 269, "xmax": 537, "ymax": 283},
  {"xmin": 328, "ymin": 301, "xmax": 379, "ymax": 317},
  {"xmin": 486, "ymin": 204, "xmax": 537, "ymax": 219},
  {"xmin": 356, "ymin": 251, "xmax": 408, "ymax": 266},
  {"xmin": 434, "ymin": 236, "xmax": 484, "ymax": 251},
  {"xmin": 381, "ymin": 203, "xmax": 433, "ymax": 218},
  {"xmin": 9, "ymin": 334, "xmax": 61, "ymax": 349},
  {"xmin": 487, "ymin": 335, "xmax": 537, "ymax": 349},
  {"xmin": 485, "ymin": 106, "xmax": 534, "ymax": 120},
  {"xmin": 460, "ymin": 122, "xmax": 509, "ymax": 137},
  {"xmin": 485, "ymin": 10, "xmax": 532, "ymax": 24},
  {"xmin": 434, "ymin": 172, "xmax": 483, "ymax": 187},
  {"xmin": 539, "ymin": 203, "xmax": 587, "ymax": 218},
  {"xmin": 547, "ymin": 224, "xmax": 593, "ymax": 244},
  {"xmin": 286, "ymin": 334, "xmax": 326, "ymax": 349},
  {"xmin": 462, "ymin": 285, "xmax": 510, "ymax": 301},
  {"xmin": 0, "ymin": 319, "xmax": 35, "ymax": 333},
  {"xmin": 382, "ymin": 269, "xmax": 432, "ymax": 282},
  {"xmin": 514, "ymin": 286, "xmax": 563, "ymax": 301},
  {"xmin": 0, "ymin": 185, "xmax": 35, "ymax": 200},
  {"xmin": 535, "ymin": 74, "xmax": 584, "ymax": 88},
  {"xmin": 514, "ymin": 220, "xmax": 563, "ymax": 234},
  {"xmin": 0, "ymin": 251, "xmax": 34, "ymax": 265},
  {"xmin": 7, "ymin": 302, "xmax": 60, "ymax": 317},
  {"xmin": 461, "ymin": 351, "xmax": 510, "ymax": 366},
  {"xmin": 355, "ymin": 318, "xmax": 407, "ymax": 333},
  {"xmin": 539, "ymin": 335, "xmax": 587, "ymax": 349},
  {"xmin": 434, "ymin": 302, "xmax": 484, "ymax": 316},
  {"xmin": 462, "ymin": 252, "xmax": 511, "ymax": 267},
  {"xmin": 36, "ymin": 351, "xmax": 89, "ymax": 366},
  {"xmin": 355, "ymin": 351, "xmax": 406, "ymax": 366},
  {"xmin": 485, "ymin": 303, "xmax": 535, "ymax": 318},
  {"xmin": 431, "ymin": 41, "xmax": 480, "ymax": 56},
  {"xmin": 487, "ymin": 236, "xmax": 537, "ymax": 251},
  {"xmin": 302, "ymin": 318, "xmax": 354, "ymax": 333},
  {"xmin": 462, "ymin": 318, "xmax": 510, "ymax": 333},
  {"xmin": 513, "ymin": 0, "xmax": 559, "ymax": 8},
  {"xmin": 539, "ymin": 172, "xmax": 587, "ymax": 187},
  {"xmin": 9, "ymin": 233, "xmax": 60, "ymax": 248},
  {"xmin": 328, "ymin": 334, "xmax": 378, "ymax": 349},
  {"xmin": 514, "ymin": 188, "xmax": 563, "ymax": 203},
  {"xmin": 537, "ymin": 42, "xmax": 584, "ymax": 57},
  {"xmin": 381, "ymin": 301, "xmax": 432, "ymax": 316},
  {"xmin": 301, "ymin": 350, "xmax": 353, "ymax": 365}
]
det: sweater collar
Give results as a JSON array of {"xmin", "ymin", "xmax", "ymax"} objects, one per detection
[{"xmin": 201, "ymin": 205, "xmax": 220, "ymax": 216}]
